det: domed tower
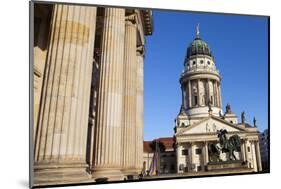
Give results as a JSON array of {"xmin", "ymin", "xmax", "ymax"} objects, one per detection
[{"xmin": 179, "ymin": 25, "xmax": 223, "ymax": 122}]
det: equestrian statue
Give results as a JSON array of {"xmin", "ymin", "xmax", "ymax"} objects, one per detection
[{"xmin": 208, "ymin": 129, "xmax": 241, "ymax": 161}]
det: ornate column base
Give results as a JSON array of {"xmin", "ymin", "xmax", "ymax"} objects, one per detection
[
  {"xmin": 122, "ymin": 168, "xmax": 141, "ymax": 177},
  {"xmin": 91, "ymin": 167, "xmax": 124, "ymax": 181},
  {"xmin": 33, "ymin": 161, "xmax": 90, "ymax": 186}
]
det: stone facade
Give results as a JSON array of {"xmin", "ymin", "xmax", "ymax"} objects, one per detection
[
  {"xmin": 32, "ymin": 3, "xmax": 152, "ymax": 186},
  {"xmin": 174, "ymin": 27, "xmax": 262, "ymax": 175}
]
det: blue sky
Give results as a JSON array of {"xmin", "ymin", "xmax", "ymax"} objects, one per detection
[{"xmin": 143, "ymin": 10, "xmax": 268, "ymax": 141}]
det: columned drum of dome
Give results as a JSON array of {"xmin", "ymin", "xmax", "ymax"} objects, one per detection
[{"xmin": 180, "ymin": 26, "xmax": 222, "ymax": 119}]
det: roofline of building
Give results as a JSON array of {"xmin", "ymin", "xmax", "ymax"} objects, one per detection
[{"xmin": 140, "ymin": 10, "xmax": 153, "ymax": 35}]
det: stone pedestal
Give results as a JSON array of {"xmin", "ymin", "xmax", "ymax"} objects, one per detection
[
  {"xmin": 206, "ymin": 160, "xmax": 247, "ymax": 171},
  {"xmin": 91, "ymin": 8, "xmax": 125, "ymax": 181},
  {"xmin": 33, "ymin": 4, "xmax": 97, "ymax": 185}
]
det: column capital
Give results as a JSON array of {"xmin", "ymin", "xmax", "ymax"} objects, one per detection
[
  {"xmin": 137, "ymin": 45, "xmax": 145, "ymax": 56},
  {"xmin": 125, "ymin": 13, "xmax": 137, "ymax": 25}
]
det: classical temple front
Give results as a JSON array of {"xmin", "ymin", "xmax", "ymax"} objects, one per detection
[{"xmin": 32, "ymin": 3, "xmax": 152, "ymax": 186}]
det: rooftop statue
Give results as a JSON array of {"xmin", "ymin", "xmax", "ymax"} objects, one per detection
[
  {"xmin": 241, "ymin": 111, "xmax": 245, "ymax": 124},
  {"xmin": 253, "ymin": 117, "xmax": 257, "ymax": 127},
  {"xmin": 225, "ymin": 103, "xmax": 231, "ymax": 114}
]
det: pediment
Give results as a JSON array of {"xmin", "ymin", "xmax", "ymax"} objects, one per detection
[{"xmin": 178, "ymin": 116, "xmax": 246, "ymax": 135}]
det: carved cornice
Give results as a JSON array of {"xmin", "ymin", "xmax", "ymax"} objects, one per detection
[{"xmin": 140, "ymin": 10, "xmax": 153, "ymax": 35}]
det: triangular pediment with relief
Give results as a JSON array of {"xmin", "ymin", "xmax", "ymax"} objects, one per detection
[{"xmin": 178, "ymin": 116, "xmax": 246, "ymax": 135}]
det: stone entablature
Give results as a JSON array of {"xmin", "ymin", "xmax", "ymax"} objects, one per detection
[{"xmin": 140, "ymin": 10, "xmax": 153, "ymax": 35}]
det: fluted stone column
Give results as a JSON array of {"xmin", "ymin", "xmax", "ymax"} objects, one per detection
[
  {"xmin": 135, "ymin": 45, "xmax": 145, "ymax": 174},
  {"xmin": 241, "ymin": 140, "xmax": 246, "ymax": 162},
  {"xmin": 218, "ymin": 83, "xmax": 222, "ymax": 108},
  {"xmin": 184, "ymin": 84, "xmax": 188, "ymax": 109},
  {"xmin": 33, "ymin": 7, "xmax": 52, "ymax": 142},
  {"xmin": 190, "ymin": 143, "xmax": 194, "ymax": 171},
  {"xmin": 244, "ymin": 140, "xmax": 249, "ymax": 167},
  {"xmin": 204, "ymin": 80, "xmax": 208, "ymax": 105},
  {"xmin": 251, "ymin": 141, "xmax": 258, "ymax": 171},
  {"xmin": 206, "ymin": 79, "xmax": 210, "ymax": 103},
  {"xmin": 121, "ymin": 14, "xmax": 137, "ymax": 176},
  {"xmin": 197, "ymin": 79, "xmax": 201, "ymax": 106},
  {"xmin": 188, "ymin": 80, "xmax": 192, "ymax": 108},
  {"xmin": 213, "ymin": 81, "xmax": 217, "ymax": 106},
  {"xmin": 33, "ymin": 4, "xmax": 97, "ymax": 185},
  {"xmin": 215, "ymin": 81, "xmax": 219, "ymax": 107},
  {"xmin": 255, "ymin": 141, "xmax": 262, "ymax": 171},
  {"xmin": 181, "ymin": 85, "xmax": 186, "ymax": 109},
  {"xmin": 91, "ymin": 8, "xmax": 125, "ymax": 180},
  {"xmin": 204, "ymin": 141, "xmax": 209, "ymax": 170},
  {"xmin": 176, "ymin": 144, "xmax": 181, "ymax": 173}
]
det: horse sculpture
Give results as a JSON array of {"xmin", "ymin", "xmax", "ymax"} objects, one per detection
[{"xmin": 208, "ymin": 129, "xmax": 241, "ymax": 161}]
